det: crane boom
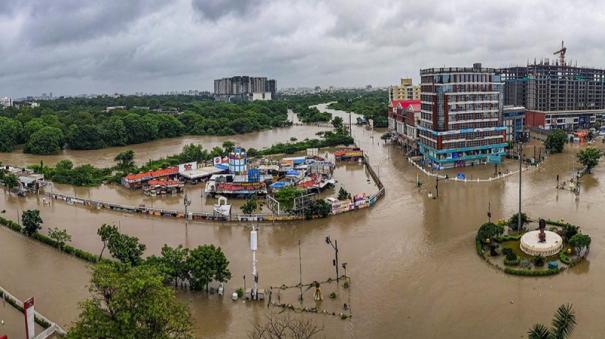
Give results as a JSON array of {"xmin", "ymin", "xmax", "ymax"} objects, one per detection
[{"xmin": 553, "ymin": 40, "xmax": 567, "ymax": 66}]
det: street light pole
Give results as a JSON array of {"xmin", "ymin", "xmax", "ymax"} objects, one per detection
[
  {"xmin": 517, "ymin": 135, "xmax": 523, "ymax": 232},
  {"xmin": 325, "ymin": 236, "xmax": 340, "ymax": 282}
]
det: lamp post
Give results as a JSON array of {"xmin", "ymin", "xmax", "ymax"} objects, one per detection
[
  {"xmin": 517, "ymin": 132, "xmax": 526, "ymax": 232},
  {"xmin": 183, "ymin": 193, "xmax": 191, "ymax": 220},
  {"xmin": 325, "ymin": 236, "xmax": 339, "ymax": 282}
]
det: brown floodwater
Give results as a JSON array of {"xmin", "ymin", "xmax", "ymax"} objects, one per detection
[
  {"xmin": 1, "ymin": 104, "xmax": 605, "ymax": 338},
  {"xmin": 0, "ymin": 111, "xmax": 330, "ymax": 168}
]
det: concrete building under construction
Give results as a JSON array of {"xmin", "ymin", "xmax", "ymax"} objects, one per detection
[{"xmin": 498, "ymin": 42, "xmax": 605, "ymax": 130}]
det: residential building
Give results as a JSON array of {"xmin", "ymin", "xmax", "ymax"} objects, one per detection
[
  {"xmin": 418, "ymin": 63, "xmax": 507, "ymax": 169},
  {"xmin": 388, "ymin": 99, "xmax": 421, "ymax": 152},
  {"xmin": 0, "ymin": 97, "xmax": 12, "ymax": 108},
  {"xmin": 525, "ymin": 109, "xmax": 597, "ymax": 130},
  {"xmin": 388, "ymin": 78, "xmax": 420, "ymax": 101},
  {"xmin": 214, "ymin": 76, "xmax": 276, "ymax": 101},
  {"xmin": 502, "ymin": 106, "xmax": 526, "ymax": 142}
]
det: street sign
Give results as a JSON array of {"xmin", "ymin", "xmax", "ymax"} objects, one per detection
[
  {"xmin": 24, "ymin": 297, "xmax": 34, "ymax": 339},
  {"xmin": 487, "ymin": 155, "xmax": 502, "ymax": 164}
]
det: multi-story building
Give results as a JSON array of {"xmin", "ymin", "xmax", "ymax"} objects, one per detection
[
  {"xmin": 418, "ymin": 63, "xmax": 507, "ymax": 169},
  {"xmin": 502, "ymin": 106, "xmax": 526, "ymax": 142},
  {"xmin": 388, "ymin": 99, "xmax": 421, "ymax": 153},
  {"xmin": 214, "ymin": 76, "xmax": 276, "ymax": 101},
  {"xmin": 388, "ymin": 78, "xmax": 420, "ymax": 101},
  {"xmin": 0, "ymin": 97, "xmax": 13, "ymax": 108},
  {"xmin": 499, "ymin": 60, "xmax": 605, "ymax": 130}
]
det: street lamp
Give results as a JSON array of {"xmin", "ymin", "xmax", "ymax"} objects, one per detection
[
  {"xmin": 341, "ymin": 262, "xmax": 348, "ymax": 279},
  {"xmin": 183, "ymin": 193, "xmax": 191, "ymax": 220},
  {"xmin": 325, "ymin": 236, "xmax": 340, "ymax": 282}
]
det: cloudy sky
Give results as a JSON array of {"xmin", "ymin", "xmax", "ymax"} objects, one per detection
[{"xmin": 2, "ymin": 0, "xmax": 605, "ymax": 97}]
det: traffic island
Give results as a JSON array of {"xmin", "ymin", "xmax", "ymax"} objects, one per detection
[{"xmin": 475, "ymin": 216, "xmax": 591, "ymax": 277}]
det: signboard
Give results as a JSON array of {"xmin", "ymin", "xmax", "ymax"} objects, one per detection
[
  {"xmin": 213, "ymin": 157, "xmax": 222, "ymax": 165},
  {"xmin": 178, "ymin": 161, "xmax": 197, "ymax": 173},
  {"xmin": 24, "ymin": 297, "xmax": 35, "ymax": 339},
  {"xmin": 487, "ymin": 155, "xmax": 502, "ymax": 164}
]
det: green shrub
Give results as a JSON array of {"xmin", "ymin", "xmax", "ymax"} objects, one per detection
[
  {"xmin": 559, "ymin": 251, "xmax": 572, "ymax": 265},
  {"xmin": 533, "ymin": 255, "xmax": 546, "ymax": 267},
  {"xmin": 0, "ymin": 216, "xmax": 22, "ymax": 232},
  {"xmin": 504, "ymin": 258, "xmax": 520, "ymax": 266},
  {"xmin": 495, "ymin": 234, "xmax": 522, "ymax": 242},
  {"xmin": 504, "ymin": 267, "xmax": 560, "ymax": 276}
]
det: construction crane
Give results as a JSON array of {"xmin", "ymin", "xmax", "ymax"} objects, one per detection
[{"xmin": 553, "ymin": 41, "xmax": 567, "ymax": 66}]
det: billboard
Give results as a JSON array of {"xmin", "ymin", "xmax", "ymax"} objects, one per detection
[{"xmin": 178, "ymin": 161, "xmax": 197, "ymax": 173}]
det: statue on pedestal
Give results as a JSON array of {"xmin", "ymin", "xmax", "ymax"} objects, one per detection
[{"xmin": 538, "ymin": 218, "xmax": 546, "ymax": 243}]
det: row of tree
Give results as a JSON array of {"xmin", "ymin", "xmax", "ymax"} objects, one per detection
[{"xmin": 0, "ymin": 96, "xmax": 290, "ymax": 154}]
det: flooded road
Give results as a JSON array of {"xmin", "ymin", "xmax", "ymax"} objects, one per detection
[{"xmin": 1, "ymin": 104, "xmax": 605, "ymax": 338}]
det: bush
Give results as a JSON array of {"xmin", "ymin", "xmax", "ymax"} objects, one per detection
[
  {"xmin": 559, "ymin": 251, "xmax": 572, "ymax": 265},
  {"xmin": 504, "ymin": 258, "xmax": 521, "ymax": 266},
  {"xmin": 0, "ymin": 216, "xmax": 22, "ymax": 232},
  {"xmin": 495, "ymin": 234, "xmax": 522, "ymax": 242},
  {"xmin": 504, "ymin": 267, "xmax": 560, "ymax": 276},
  {"xmin": 533, "ymin": 255, "xmax": 546, "ymax": 267},
  {"xmin": 508, "ymin": 213, "xmax": 529, "ymax": 231}
]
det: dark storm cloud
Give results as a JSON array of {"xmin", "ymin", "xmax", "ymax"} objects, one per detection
[
  {"xmin": 2, "ymin": 0, "xmax": 605, "ymax": 97},
  {"xmin": 191, "ymin": 0, "xmax": 258, "ymax": 20}
]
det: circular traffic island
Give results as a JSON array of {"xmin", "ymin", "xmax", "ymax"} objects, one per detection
[
  {"xmin": 475, "ymin": 216, "xmax": 591, "ymax": 277},
  {"xmin": 520, "ymin": 230, "xmax": 563, "ymax": 257}
]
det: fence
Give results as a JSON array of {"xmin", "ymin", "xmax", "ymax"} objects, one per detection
[{"xmin": 407, "ymin": 157, "xmax": 540, "ymax": 183}]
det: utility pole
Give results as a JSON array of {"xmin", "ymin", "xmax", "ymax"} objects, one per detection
[
  {"xmin": 250, "ymin": 226, "xmax": 258, "ymax": 300},
  {"xmin": 435, "ymin": 176, "xmax": 439, "ymax": 198},
  {"xmin": 183, "ymin": 193, "xmax": 191, "ymax": 220},
  {"xmin": 517, "ymin": 134, "xmax": 524, "ymax": 232},
  {"xmin": 487, "ymin": 201, "xmax": 492, "ymax": 223},
  {"xmin": 298, "ymin": 240, "xmax": 303, "ymax": 303},
  {"xmin": 325, "ymin": 236, "xmax": 340, "ymax": 282}
]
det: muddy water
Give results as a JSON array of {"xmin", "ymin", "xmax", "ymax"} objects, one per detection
[
  {"xmin": 1, "ymin": 104, "xmax": 605, "ymax": 337},
  {"xmin": 0, "ymin": 111, "xmax": 330, "ymax": 168}
]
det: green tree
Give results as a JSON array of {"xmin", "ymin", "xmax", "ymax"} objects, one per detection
[
  {"xmin": 114, "ymin": 150, "xmax": 135, "ymax": 172},
  {"xmin": 2, "ymin": 173, "xmax": 19, "ymax": 191},
  {"xmin": 187, "ymin": 245, "xmax": 231, "ymax": 291},
  {"xmin": 67, "ymin": 263, "xmax": 193, "ymax": 339},
  {"xmin": 209, "ymin": 146, "xmax": 224, "ymax": 158},
  {"xmin": 569, "ymin": 234, "xmax": 591, "ymax": 257},
  {"xmin": 337, "ymin": 187, "xmax": 351, "ymax": 200},
  {"xmin": 305, "ymin": 200, "xmax": 332, "ymax": 219},
  {"xmin": 241, "ymin": 196, "xmax": 258, "ymax": 214},
  {"xmin": 528, "ymin": 304, "xmax": 576, "ymax": 339},
  {"xmin": 97, "ymin": 224, "xmax": 119, "ymax": 261},
  {"xmin": 107, "ymin": 232, "xmax": 147, "ymax": 266},
  {"xmin": 48, "ymin": 227, "xmax": 71, "ymax": 249},
  {"xmin": 22, "ymin": 209, "xmax": 43, "ymax": 236},
  {"xmin": 509, "ymin": 212, "xmax": 529, "ymax": 231},
  {"xmin": 476, "ymin": 222, "xmax": 504, "ymax": 243},
  {"xmin": 24, "ymin": 118, "xmax": 47, "ymax": 139},
  {"xmin": 178, "ymin": 144, "xmax": 208, "ymax": 163},
  {"xmin": 101, "ymin": 116, "xmax": 128, "ymax": 146},
  {"xmin": 274, "ymin": 186, "xmax": 304, "ymax": 211},
  {"xmin": 66, "ymin": 124, "xmax": 106, "ymax": 150},
  {"xmin": 0, "ymin": 116, "xmax": 22, "ymax": 152},
  {"xmin": 159, "ymin": 244, "xmax": 190, "ymax": 288},
  {"xmin": 222, "ymin": 140, "xmax": 236, "ymax": 153},
  {"xmin": 332, "ymin": 116, "xmax": 344, "ymax": 130},
  {"xmin": 545, "ymin": 129, "xmax": 567, "ymax": 153},
  {"xmin": 24, "ymin": 126, "xmax": 65, "ymax": 155},
  {"xmin": 577, "ymin": 147, "xmax": 602, "ymax": 174}
]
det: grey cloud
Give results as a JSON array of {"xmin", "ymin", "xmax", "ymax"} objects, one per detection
[
  {"xmin": 191, "ymin": 0, "xmax": 258, "ymax": 20},
  {"xmin": 2, "ymin": 0, "xmax": 605, "ymax": 97}
]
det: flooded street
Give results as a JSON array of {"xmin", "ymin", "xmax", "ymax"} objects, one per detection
[{"xmin": 1, "ymin": 104, "xmax": 605, "ymax": 338}]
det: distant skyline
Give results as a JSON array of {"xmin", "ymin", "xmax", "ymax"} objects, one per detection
[{"xmin": 2, "ymin": 0, "xmax": 605, "ymax": 97}]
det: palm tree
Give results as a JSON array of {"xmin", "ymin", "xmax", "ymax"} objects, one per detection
[{"xmin": 528, "ymin": 304, "xmax": 576, "ymax": 339}]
